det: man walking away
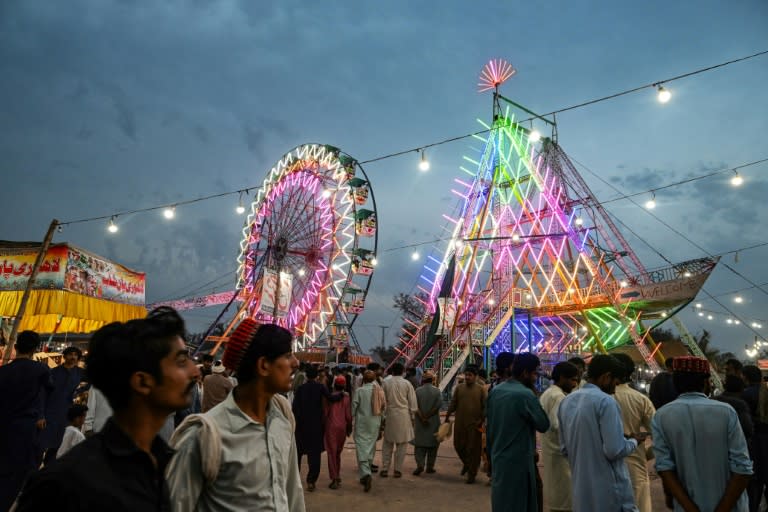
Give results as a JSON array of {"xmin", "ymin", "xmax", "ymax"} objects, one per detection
[
  {"xmin": 446, "ymin": 365, "xmax": 487, "ymax": 483},
  {"xmin": 487, "ymin": 353, "xmax": 550, "ymax": 512},
  {"xmin": 324, "ymin": 375, "xmax": 352, "ymax": 489},
  {"xmin": 0, "ymin": 331, "xmax": 52, "ymax": 511},
  {"xmin": 292, "ymin": 365, "xmax": 328, "ymax": 491},
  {"xmin": 714, "ymin": 375, "xmax": 753, "ymax": 443},
  {"xmin": 558, "ymin": 354, "xmax": 643, "ymax": 512},
  {"xmin": 56, "ymin": 404, "xmax": 88, "ymax": 458},
  {"xmin": 41, "ymin": 346, "xmax": 85, "ymax": 466},
  {"xmin": 652, "ymin": 356, "xmax": 752, "ymax": 512},
  {"xmin": 17, "ymin": 307, "xmax": 201, "ymax": 511},
  {"xmin": 649, "ymin": 357, "xmax": 677, "ymax": 410},
  {"xmin": 540, "ymin": 361, "xmax": 580, "ymax": 512},
  {"xmin": 202, "ymin": 361, "xmax": 233, "ymax": 412},
  {"xmin": 380, "ymin": 362, "xmax": 417, "ymax": 478},
  {"xmin": 613, "ymin": 353, "xmax": 656, "ymax": 512},
  {"xmin": 413, "ymin": 371, "xmax": 442, "ymax": 476},
  {"xmin": 352, "ymin": 370, "xmax": 383, "ymax": 492}
]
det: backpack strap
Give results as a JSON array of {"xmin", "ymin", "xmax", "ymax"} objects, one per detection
[
  {"xmin": 170, "ymin": 414, "xmax": 222, "ymax": 484},
  {"xmin": 272, "ymin": 393, "xmax": 296, "ymax": 432}
]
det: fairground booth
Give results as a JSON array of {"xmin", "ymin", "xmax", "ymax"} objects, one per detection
[{"xmin": 0, "ymin": 241, "xmax": 146, "ymax": 359}]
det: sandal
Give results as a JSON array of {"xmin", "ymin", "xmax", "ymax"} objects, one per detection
[
  {"xmin": 393, "ymin": 471, "xmax": 402, "ymax": 478},
  {"xmin": 380, "ymin": 470, "xmax": 388, "ymax": 477}
]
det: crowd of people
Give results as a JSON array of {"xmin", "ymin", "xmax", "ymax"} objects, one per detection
[{"xmin": 0, "ymin": 306, "xmax": 762, "ymax": 511}]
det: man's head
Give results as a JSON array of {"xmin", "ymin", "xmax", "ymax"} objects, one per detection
[
  {"xmin": 363, "ymin": 370, "xmax": 376, "ymax": 383},
  {"xmin": 567, "ymin": 356, "xmax": 586, "ymax": 378},
  {"xmin": 672, "ymin": 356, "xmax": 711, "ymax": 394},
  {"xmin": 406, "ymin": 367, "xmax": 416, "ymax": 378},
  {"xmin": 224, "ymin": 320, "xmax": 298, "ymax": 394},
  {"xmin": 552, "ymin": 361, "xmax": 580, "ymax": 393},
  {"xmin": 422, "ymin": 371, "xmax": 435, "ymax": 384},
  {"xmin": 723, "ymin": 374, "xmax": 746, "ymax": 394},
  {"xmin": 725, "ymin": 358, "xmax": 744, "ymax": 377},
  {"xmin": 495, "ymin": 352, "xmax": 515, "ymax": 379},
  {"xmin": 390, "ymin": 362, "xmax": 405, "ymax": 376},
  {"xmin": 67, "ymin": 404, "xmax": 89, "ymax": 429},
  {"xmin": 367, "ymin": 362, "xmax": 384, "ymax": 378},
  {"xmin": 464, "ymin": 365, "xmax": 478, "ymax": 386},
  {"xmin": 743, "ymin": 365, "xmax": 762, "ymax": 385},
  {"xmin": 15, "ymin": 330, "xmax": 40, "ymax": 356},
  {"xmin": 201, "ymin": 354, "xmax": 214, "ymax": 373},
  {"xmin": 87, "ymin": 306, "xmax": 200, "ymax": 414},
  {"xmin": 612, "ymin": 353, "xmax": 636, "ymax": 384},
  {"xmin": 512, "ymin": 353, "xmax": 541, "ymax": 389},
  {"xmin": 664, "ymin": 357, "xmax": 675, "ymax": 372},
  {"xmin": 305, "ymin": 365, "xmax": 319, "ymax": 380},
  {"xmin": 587, "ymin": 354, "xmax": 622, "ymax": 394},
  {"xmin": 62, "ymin": 346, "xmax": 82, "ymax": 368},
  {"xmin": 333, "ymin": 375, "xmax": 346, "ymax": 391}
]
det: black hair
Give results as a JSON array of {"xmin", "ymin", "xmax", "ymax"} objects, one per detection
[
  {"xmin": 476, "ymin": 368, "xmax": 487, "ymax": 380},
  {"xmin": 725, "ymin": 359, "xmax": 744, "ymax": 372},
  {"xmin": 202, "ymin": 354, "xmax": 214, "ymax": 363},
  {"xmin": 743, "ymin": 365, "xmax": 762, "ymax": 385},
  {"xmin": 367, "ymin": 362, "xmax": 381, "ymax": 371},
  {"xmin": 406, "ymin": 367, "xmax": 416, "ymax": 376},
  {"xmin": 512, "ymin": 353, "xmax": 540, "ymax": 378},
  {"xmin": 612, "ymin": 353, "xmax": 636, "ymax": 383},
  {"xmin": 673, "ymin": 372, "xmax": 709, "ymax": 394},
  {"xmin": 62, "ymin": 346, "xmax": 83, "ymax": 358},
  {"xmin": 86, "ymin": 306, "xmax": 187, "ymax": 411},
  {"xmin": 664, "ymin": 357, "xmax": 675, "ymax": 370},
  {"xmin": 567, "ymin": 356, "xmax": 586, "ymax": 371},
  {"xmin": 723, "ymin": 374, "xmax": 746, "ymax": 393},
  {"xmin": 236, "ymin": 324, "xmax": 293, "ymax": 384},
  {"xmin": 464, "ymin": 365, "xmax": 478, "ymax": 376},
  {"xmin": 15, "ymin": 330, "xmax": 40, "ymax": 354},
  {"xmin": 587, "ymin": 354, "xmax": 621, "ymax": 380},
  {"xmin": 305, "ymin": 366, "xmax": 319, "ymax": 379},
  {"xmin": 552, "ymin": 361, "xmax": 579, "ymax": 382},
  {"xmin": 495, "ymin": 352, "xmax": 515, "ymax": 373},
  {"xmin": 390, "ymin": 362, "xmax": 404, "ymax": 376},
  {"xmin": 67, "ymin": 404, "xmax": 88, "ymax": 422}
]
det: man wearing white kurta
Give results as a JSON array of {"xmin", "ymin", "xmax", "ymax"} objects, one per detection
[
  {"xmin": 540, "ymin": 362, "xmax": 581, "ymax": 512},
  {"xmin": 612, "ymin": 354, "xmax": 656, "ymax": 512},
  {"xmin": 380, "ymin": 363, "xmax": 418, "ymax": 477}
]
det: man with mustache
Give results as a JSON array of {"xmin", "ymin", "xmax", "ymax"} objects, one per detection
[{"xmin": 16, "ymin": 307, "xmax": 200, "ymax": 511}]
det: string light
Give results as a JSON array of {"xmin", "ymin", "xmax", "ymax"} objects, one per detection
[
  {"xmin": 731, "ymin": 171, "xmax": 744, "ymax": 186},
  {"xmin": 656, "ymin": 85, "xmax": 672, "ymax": 103},
  {"xmin": 163, "ymin": 206, "xmax": 176, "ymax": 219},
  {"xmin": 418, "ymin": 150, "xmax": 430, "ymax": 172},
  {"xmin": 695, "ymin": 303, "xmax": 702, "ymax": 308},
  {"xmin": 644, "ymin": 192, "xmax": 656, "ymax": 210},
  {"xmin": 371, "ymin": 257, "xmax": 378, "ymax": 266},
  {"xmin": 107, "ymin": 216, "xmax": 119, "ymax": 233},
  {"xmin": 322, "ymin": 189, "xmax": 332, "ymax": 199},
  {"xmin": 734, "ymin": 296, "xmax": 744, "ymax": 303},
  {"xmin": 511, "ymin": 233, "xmax": 521, "ymax": 242},
  {"xmin": 298, "ymin": 268, "xmax": 306, "ymax": 277},
  {"xmin": 574, "ymin": 217, "xmax": 584, "ymax": 226},
  {"xmin": 411, "ymin": 251, "xmax": 420, "ymax": 261},
  {"xmin": 529, "ymin": 129, "xmax": 541, "ymax": 143},
  {"xmin": 236, "ymin": 192, "xmax": 246, "ymax": 215}
]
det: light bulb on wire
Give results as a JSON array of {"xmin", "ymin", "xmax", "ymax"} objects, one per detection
[
  {"xmin": 236, "ymin": 192, "xmax": 246, "ymax": 215},
  {"xmin": 529, "ymin": 129, "xmax": 541, "ymax": 143},
  {"xmin": 731, "ymin": 172, "xmax": 744, "ymax": 187},
  {"xmin": 418, "ymin": 150, "xmax": 430, "ymax": 171},
  {"xmin": 107, "ymin": 216, "xmax": 119, "ymax": 234},
  {"xmin": 371, "ymin": 257, "xmax": 378, "ymax": 266},
  {"xmin": 734, "ymin": 296, "xmax": 743, "ymax": 304},
  {"xmin": 163, "ymin": 206, "xmax": 176, "ymax": 219},
  {"xmin": 411, "ymin": 251, "xmax": 420, "ymax": 261},
  {"xmin": 657, "ymin": 85, "xmax": 671, "ymax": 103},
  {"xmin": 645, "ymin": 192, "xmax": 656, "ymax": 210}
]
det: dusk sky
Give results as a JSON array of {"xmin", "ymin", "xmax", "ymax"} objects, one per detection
[{"xmin": 1, "ymin": 1, "xmax": 767, "ymax": 357}]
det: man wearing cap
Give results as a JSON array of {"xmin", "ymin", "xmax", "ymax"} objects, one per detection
[
  {"xmin": 652, "ymin": 356, "xmax": 752, "ymax": 512},
  {"xmin": 558, "ymin": 354, "xmax": 642, "ymax": 512},
  {"xmin": 413, "ymin": 371, "xmax": 442, "ymax": 476},
  {"xmin": 166, "ymin": 320, "xmax": 305, "ymax": 511},
  {"xmin": 202, "ymin": 360, "xmax": 233, "ymax": 412}
]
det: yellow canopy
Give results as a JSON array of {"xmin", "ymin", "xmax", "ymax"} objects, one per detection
[{"xmin": 0, "ymin": 289, "xmax": 146, "ymax": 333}]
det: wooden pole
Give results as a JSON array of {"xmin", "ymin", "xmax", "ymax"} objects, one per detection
[{"xmin": 2, "ymin": 219, "xmax": 59, "ymax": 364}]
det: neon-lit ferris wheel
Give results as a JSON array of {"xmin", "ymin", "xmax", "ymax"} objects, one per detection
[{"xmin": 233, "ymin": 143, "xmax": 378, "ymax": 351}]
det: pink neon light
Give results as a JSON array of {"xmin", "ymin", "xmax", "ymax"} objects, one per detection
[{"xmin": 478, "ymin": 59, "xmax": 517, "ymax": 92}]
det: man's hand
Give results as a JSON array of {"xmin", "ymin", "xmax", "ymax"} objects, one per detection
[
  {"xmin": 630, "ymin": 432, "xmax": 649, "ymax": 443},
  {"xmin": 35, "ymin": 419, "xmax": 46, "ymax": 430}
]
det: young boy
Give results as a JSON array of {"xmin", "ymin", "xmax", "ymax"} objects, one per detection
[{"xmin": 56, "ymin": 404, "xmax": 88, "ymax": 458}]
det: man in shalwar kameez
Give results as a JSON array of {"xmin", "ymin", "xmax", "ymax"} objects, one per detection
[
  {"xmin": 540, "ymin": 361, "xmax": 580, "ymax": 512},
  {"xmin": 445, "ymin": 365, "xmax": 487, "ymax": 483},
  {"xmin": 352, "ymin": 370, "xmax": 382, "ymax": 492},
  {"xmin": 558, "ymin": 355, "xmax": 643, "ymax": 512},
  {"xmin": 380, "ymin": 363, "xmax": 417, "ymax": 478},
  {"xmin": 324, "ymin": 375, "xmax": 352, "ymax": 489},
  {"xmin": 487, "ymin": 353, "xmax": 550, "ymax": 512},
  {"xmin": 413, "ymin": 371, "xmax": 442, "ymax": 475}
]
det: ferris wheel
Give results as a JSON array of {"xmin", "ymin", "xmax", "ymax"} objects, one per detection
[{"xmin": 235, "ymin": 143, "xmax": 378, "ymax": 351}]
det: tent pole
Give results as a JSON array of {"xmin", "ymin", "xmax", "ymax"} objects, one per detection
[{"xmin": 2, "ymin": 219, "xmax": 59, "ymax": 364}]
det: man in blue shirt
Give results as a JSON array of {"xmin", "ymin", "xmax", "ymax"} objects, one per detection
[
  {"xmin": 652, "ymin": 356, "xmax": 752, "ymax": 512},
  {"xmin": 558, "ymin": 354, "xmax": 643, "ymax": 512}
]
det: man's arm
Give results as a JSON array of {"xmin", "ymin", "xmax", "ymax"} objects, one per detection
[
  {"xmin": 165, "ymin": 427, "xmax": 205, "ymax": 512},
  {"xmin": 527, "ymin": 394, "xmax": 550, "ymax": 433},
  {"xmin": 599, "ymin": 399, "xmax": 637, "ymax": 460},
  {"xmin": 445, "ymin": 385, "xmax": 458, "ymax": 422},
  {"xmin": 713, "ymin": 407, "xmax": 753, "ymax": 512},
  {"xmin": 286, "ymin": 429, "xmax": 307, "ymax": 512},
  {"xmin": 658, "ymin": 471, "xmax": 701, "ymax": 512}
]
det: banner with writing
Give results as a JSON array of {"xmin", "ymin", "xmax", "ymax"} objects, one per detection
[
  {"xmin": 259, "ymin": 269, "xmax": 292, "ymax": 319},
  {"xmin": 0, "ymin": 244, "xmax": 67, "ymax": 291},
  {"xmin": 64, "ymin": 246, "xmax": 145, "ymax": 306}
]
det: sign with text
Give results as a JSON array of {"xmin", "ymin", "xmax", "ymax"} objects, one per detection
[
  {"xmin": 63, "ymin": 246, "xmax": 145, "ymax": 305},
  {"xmin": 0, "ymin": 244, "xmax": 67, "ymax": 291}
]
